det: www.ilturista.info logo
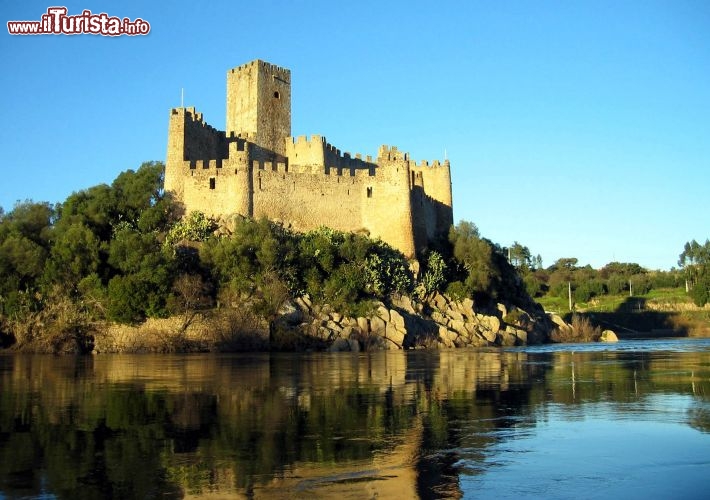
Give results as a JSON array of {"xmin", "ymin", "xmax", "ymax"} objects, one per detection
[{"xmin": 7, "ymin": 6, "xmax": 150, "ymax": 36}]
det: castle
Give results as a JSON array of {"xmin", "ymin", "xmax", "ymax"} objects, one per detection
[{"xmin": 165, "ymin": 60, "xmax": 453, "ymax": 258}]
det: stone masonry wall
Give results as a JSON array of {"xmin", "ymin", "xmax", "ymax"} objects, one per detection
[
  {"xmin": 226, "ymin": 60, "xmax": 291, "ymax": 156},
  {"xmin": 165, "ymin": 60, "xmax": 453, "ymax": 259}
]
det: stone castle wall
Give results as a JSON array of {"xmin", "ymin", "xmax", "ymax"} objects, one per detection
[
  {"xmin": 226, "ymin": 60, "xmax": 291, "ymax": 157},
  {"xmin": 165, "ymin": 60, "xmax": 453, "ymax": 258}
]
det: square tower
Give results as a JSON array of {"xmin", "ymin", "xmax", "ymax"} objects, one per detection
[{"xmin": 226, "ymin": 60, "xmax": 291, "ymax": 157}]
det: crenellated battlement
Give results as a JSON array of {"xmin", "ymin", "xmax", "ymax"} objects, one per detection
[
  {"xmin": 189, "ymin": 158, "xmax": 225, "ymax": 170},
  {"xmin": 252, "ymin": 159, "xmax": 288, "ymax": 172},
  {"xmin": 290, "ymin": 134, "xmax": 325, "ymax": 145},
  {"xmin": 378, "ymin": 145, "xmax": 410, "ymax": 161},
  {"xmin": 171, "ymin": 106, "xmax": 219, "ymax": 132},
  {"xmin": 166, "ymin": 59, "xmax": 453, "ymax": 259},
  {"xmin": 414, "ymin": 159, "xmax": 451, "ymax": 169},
  {"xmin": 229, "ymin": 59, "xmax": 290, "ymax": 81},
  {"xmin": 377, "ymin": 145, "xmax": 450, "ymax": 170},
  {"xmin": 227, "ymin": 137, "xmax": 248, "ymax": 154}
]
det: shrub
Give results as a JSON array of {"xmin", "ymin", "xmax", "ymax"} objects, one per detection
[
  {"xmin": 630, "ymin": 273, "xmax": 652, "ymax": 295},
  {"xmin": 445, "ymin": 281, "xmax": 468, "ymax": 301},
  {"xmin": 570, "ymin": 314, "xmax": 602, "ymax": 341},
  {"xmin": 690, "ymin": 275, "xmax": 710, "ymax": 307},
  {"xmin": 606, "ymin": 274, "xmax": 627, "ymax": 295},
  {"xmin": 418, "ymin": 251, "xmax": 447, "ymax": 296},
  {"xmin": 523, "ymin": 273, "xmax": 544, "ymax": 298},
  {"xmin": 574, "ymin": 280, "xmax": 605, "ymax": 303},
  {"xmin": 550, "ymin": 313, "xmax": 601, "ymax": 343},
  {"xmin": 165, "ymin": 211, "xmax": 217, "ymax": 246}
]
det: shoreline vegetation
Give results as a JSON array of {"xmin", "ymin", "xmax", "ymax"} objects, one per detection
[{"xmin": 1, "ymin": 162, "xmax": 708, "ymax": 354}]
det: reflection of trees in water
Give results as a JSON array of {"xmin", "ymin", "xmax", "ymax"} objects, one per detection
[
  {"xmin": 0, "ymin": 348, "xmax": 708, "ymax": 498},
  {"xmin": 408, "ymin": 351, "xmax": 544, "ymax": 499},
  {"xmin": 688, "ymin": 405, "xmax": 710, "ymax": 433}
]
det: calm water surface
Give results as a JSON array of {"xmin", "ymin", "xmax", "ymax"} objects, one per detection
[{"xmin": 1, "ymin": 339, "xmax": 709, "ymax": 499}]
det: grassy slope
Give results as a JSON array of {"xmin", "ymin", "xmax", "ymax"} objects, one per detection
[{"xmin": 537, "ymin": 288, "xmax": 710, "ymax": 337}]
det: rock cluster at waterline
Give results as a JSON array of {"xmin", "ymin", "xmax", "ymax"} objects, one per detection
[{"xmin": 277, "ymin": 292, "xmax": 555, "ymax": 351}]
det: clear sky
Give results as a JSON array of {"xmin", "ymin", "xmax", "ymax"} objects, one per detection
[{"xmin": 1, "ymin": 0, "xmax": 708, "ymax": 270}]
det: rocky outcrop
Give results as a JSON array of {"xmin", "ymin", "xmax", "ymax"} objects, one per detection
[{"xmin": 277, "ymin": 292, "xmax": 554, "ymax": 351}]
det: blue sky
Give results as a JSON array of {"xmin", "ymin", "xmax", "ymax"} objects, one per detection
[{"xmin": 1, "ymin": 0, "xmax": 708, "ymax": 270}]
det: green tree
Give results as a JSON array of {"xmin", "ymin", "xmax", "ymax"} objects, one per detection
[
  {"xmin": 447, "ymin": 221, "xmax": 528, "ymax": 305},
  {"xmin": 105, "ymin": 228, "xmax": 174, "ymax": 323},
  {"xmin": 0, "ymin": 201, "xmax": 54, "ymax": 245},
  {"xmin": 57, "ymin": 184, "xmax": 116, "ymax": 241},
  {"xmin": 549, "ymin": 257, "xmax": 578, "ymax": 272},
  {"xmin": 295, "ymin": 227, "xmax": 412, "ymax": 314},
  {"xmin": 523, "ymin": 272, "xmax": 545, "ymax": 298},
  {"xmin": 111, "ymin": 161, "xmax": 168, "ymax": 227},
  {"xmin": 0, "ymin": 202, "xmax": 54, "ymax": 319},
  {"xmin": 546, "ymin": 258, "xmax": 577, "ymax": 298},
  {"xmin": 678, "ymin": 239, "xmax": 710, "ymax": 305},
  {"xmin": 606, "ymin": 274, "xmax": 627, "ymax": 295},
  {"xmin": 167, "ymin": 273, "xmax": 214, "ymax": 332},
  {"xmin": 44, "ymin": 223, "xmax": 101, "ymax": 289},
  {"xmin": 679, "ymin": 239, "xmax": 710, "ymax": 287},
  {"xmin": 689, "ymin": 275, "xmax": 710, "ymax": 307},
  {"xmin": 600, "ymin": 262, "xmax": 645, "ymax": 279},
  {"xmin": 448, "ymin": 221, "xmax": 497, "ymax": 296},
  {"xmin": 508, "ymin": 241, "xmax": 532, "ymax": 272}
]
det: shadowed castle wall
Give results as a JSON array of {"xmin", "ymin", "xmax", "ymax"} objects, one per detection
[{"xmin": 410, "ymin": 160, "xmax": 454, "ymax": 250}]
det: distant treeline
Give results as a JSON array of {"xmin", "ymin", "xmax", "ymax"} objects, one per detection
[{"xmin": 505, "ymin": 240, "xmax": 710, "ymax": 306}]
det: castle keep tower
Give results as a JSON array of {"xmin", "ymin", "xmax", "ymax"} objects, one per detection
[
  {"xmin": 226, "ymin": 60, "xmax": 291, "ymax": 157},
  {"xmin": 165, "ymin": 60, "xmax": 453, "ymax": 259}
]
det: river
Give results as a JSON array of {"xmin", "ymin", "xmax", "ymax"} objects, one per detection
[{"xmin": 1, "ymin": 339, "xmax": 708, "ymax": 499}]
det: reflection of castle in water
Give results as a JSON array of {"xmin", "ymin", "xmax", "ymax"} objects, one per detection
[{"xmin": 1, "ymin": 349, "xmax": 708, "ymax": 498}]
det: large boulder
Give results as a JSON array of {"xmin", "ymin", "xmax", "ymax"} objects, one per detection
[
  {"xmin": 600, "ymin": 330, "xmax": 619, "ymax": 342},
  {"xmin": 278, "ymin": 301, "xmax": 304, "ymax": 325},
  {"xmin": 432, "ymin": 292, "xmax": 449, "ymax": 311},
  {"xmin": 376, "ymin": 305, "xmax": 390, "ymax": 323},
  {"xmin": 295, "ymin": 295, "xmax": 312, "ymax": 313},
  {"xmin": 391, "ymin": 295, "xmax": 416, "ymax": 314},
  {"xmin": 449, "ymin": 319, "xmax": 466, "ymax": 335},
  {"xmin": 328, "ymin": 337, "xmax": 351, "ymax": 352},
  {"xmin": 549, "ymin": 313, "xmax": 569, "ymax": 329},
  {"xmin": 389, "ymin": 309, "xmax": 406, "ymax": 331},
  {"xmin": 481, "ymin": 315, "xmax": 501, "ymax": 335},
  {"xmin": 370, "ymin": 316, "xmax": 386, "ymax": 335},
  {"xmin": 439, "ymin": 326, "xmax": 458, "ymax": 345},
  {"xmin": 356, "ymin": 317, "xmax": 370, "ymax": 334},
  {"xmin": 496, "ymin": 328, "xmax": 518, "ymax": 346},
  {"xmin": 385, "ymin": 323, "xmax": 405, "ymax": 347},
  {"xmin": 325, "ymin": 320, "xmax": 342, "ymax": 333},
  {"xmin": 448, "ymin": 309, "xmax": 464, "ymax": 321},
  {"xmin": 462, "ymin": 298, "xmax": 475, "ymax": 316},
  {"xmin": 431, "ymin": 311, "xmax": 447, "ymax": 325}
]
